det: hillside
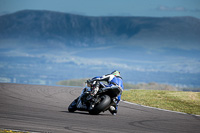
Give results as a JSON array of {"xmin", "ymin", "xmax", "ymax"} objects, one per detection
[
  {"xmin": 0, "ymin": 10, "xmax": 200, "ymax": 88},
  {"xmin": 57, "ymin": 79, "xmax": 177, "ymax": 91},
  {"xmin": 0, "ymin": 10, "xmax": 200, "ymax": 46}
]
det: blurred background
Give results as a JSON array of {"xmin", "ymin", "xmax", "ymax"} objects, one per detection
[{"xmin": 0, "ymin": 0, "xmax": 200, "ymax": 90}]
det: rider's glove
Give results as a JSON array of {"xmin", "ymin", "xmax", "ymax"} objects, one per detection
[{"xmin": 86, "ymin": 79, "xmax": 92, "ymax": 84}]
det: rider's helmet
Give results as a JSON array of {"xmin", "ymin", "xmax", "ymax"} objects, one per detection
[{"xmin": 111, "ymin": 70, "xmax": 120, "ymax": 77}]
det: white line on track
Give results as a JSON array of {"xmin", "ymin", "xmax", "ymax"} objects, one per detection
[{"xmin": 122, "ymin": 100, "xmax": 200, "ymax": 117}]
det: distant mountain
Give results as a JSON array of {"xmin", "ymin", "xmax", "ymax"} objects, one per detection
[
  {"xmin": 0, "ymin": 10, "xmax": 200, "ymax": 47},
  {"xmin": 0, "ymin": 10, "xmax": 200, "ymax": 88}
]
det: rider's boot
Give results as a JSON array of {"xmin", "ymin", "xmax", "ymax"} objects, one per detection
[{"xmin": 109, "ymin": 105, "xmax": 117, "ymax": 115}]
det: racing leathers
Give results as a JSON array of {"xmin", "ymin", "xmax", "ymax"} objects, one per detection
[{"xmin": 91, "ymin": 73, "xmax": 124, "ymax": 114}]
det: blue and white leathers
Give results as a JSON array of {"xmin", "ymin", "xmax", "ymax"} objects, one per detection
[
  {"xmin": 92, "ymin": 74, "xmax": 124, "ymax": 110},
  {"xmin": 109, "ymin": 75, "xmax": 124, "ymax": 102}
]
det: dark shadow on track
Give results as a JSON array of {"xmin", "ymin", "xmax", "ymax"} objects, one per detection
[{"xmin": 61, "ymin": 111, "xmax": 108, "ymax": 116}]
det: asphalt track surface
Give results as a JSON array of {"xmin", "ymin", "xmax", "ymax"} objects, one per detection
[{"xmin": 0, "ymin": 83, "xmax": 200, "ymax": 133}]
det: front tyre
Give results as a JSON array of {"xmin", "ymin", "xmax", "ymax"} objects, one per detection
[
  {"xmin": 68, "ymin": 97, "xmax": 78, "ymax": 112},
  {"xmin": 89, "ymin": 95, "xmax": 111, "ymax": 115}
]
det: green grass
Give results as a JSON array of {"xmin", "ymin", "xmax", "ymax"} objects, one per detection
[
  {"xmin": 0, "ymin": 129, "xmax": 29, "ymax": 133},
  {"xmin": 57, "ymin": 78, "xmax": 88, "ymax": 87},
  {"xmin": 122, "ymin": 89, "xmax": 200, "ymax": 115}
]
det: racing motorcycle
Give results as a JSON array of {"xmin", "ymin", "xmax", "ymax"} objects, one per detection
[{"xmin": 68, "ymin": 80, "xmax": 122, "ymax": 115}]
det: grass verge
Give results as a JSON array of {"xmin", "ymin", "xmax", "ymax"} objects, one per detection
[
  {"xmin": 0, "ymin": 129, "xmax": 29, "ymax": 133},
  {"xmin": 122, "ymin": 89, "xmax": 200, "ymax": 115}
]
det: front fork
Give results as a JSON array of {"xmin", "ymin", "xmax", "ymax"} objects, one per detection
[{"xmin": 88, "ymin": 95, "xmax": 101, "ymax": 110}]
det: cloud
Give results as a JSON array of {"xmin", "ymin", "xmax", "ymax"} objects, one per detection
[
  {"xmin": 48, "ymin": 54, "xmax": 200, "ymax": 74},
  {"xmin": 1, "ymin": 45, "xmax": 200, "ymax": 74},
  {"xmin": 157, "ymin": 6, "xmax": 200, "ymax": 13},
  {"xmin": 157, "ymin": 6, "xmax": 187, "ymax": 12}
]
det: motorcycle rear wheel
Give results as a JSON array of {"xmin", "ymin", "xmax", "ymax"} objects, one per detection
[{"xmin": 89, "ymin": 95, "xmax": 111, "ymax": 115}]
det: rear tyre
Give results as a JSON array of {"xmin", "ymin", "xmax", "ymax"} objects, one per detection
[
  {"xmin": 68, "ymin": 97, "xmax": 78, "ymax": 112},
  {"xmin": 89, "ymin": 95, "xmax": 111, "ymax": 115}
]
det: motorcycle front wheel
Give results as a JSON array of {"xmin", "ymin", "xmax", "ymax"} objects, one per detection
[{"xmin": 68, "ymin": 97, "xmax": 78, "ymax": 112}]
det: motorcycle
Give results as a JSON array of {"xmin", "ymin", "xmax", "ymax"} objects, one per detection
[{"xmin": 68, "ymin": 80, "xmax": 122, "ymax": 115}]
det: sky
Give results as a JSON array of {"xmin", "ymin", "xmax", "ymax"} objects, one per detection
[{"xmin": 0, "ymin": 0, "xmax": 200, "ymax": 18}]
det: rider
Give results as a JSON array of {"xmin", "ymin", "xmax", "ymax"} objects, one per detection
[{"xmin": 89, "ymin": 70, "xmax": 124, "ymax": 115}]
